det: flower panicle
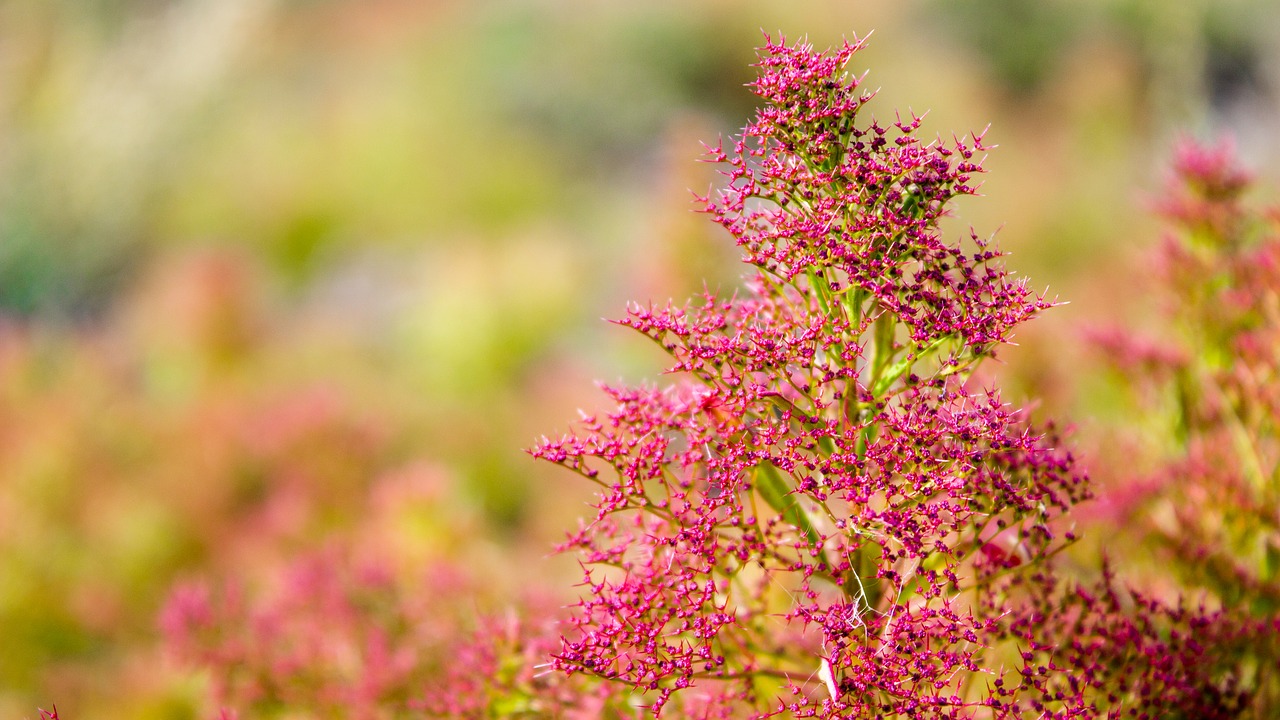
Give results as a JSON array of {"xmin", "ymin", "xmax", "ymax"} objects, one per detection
[
  {"xmin": 534, "ymin": 36, "xmax": 1269, "ymax": 719},
  {"xmin": 696, "ymin": 36, "xmax": 1042, "ymax": 354},
  {"xmin": 532, "ymin": 36, "xmax": 1104, "ymax": 718}
]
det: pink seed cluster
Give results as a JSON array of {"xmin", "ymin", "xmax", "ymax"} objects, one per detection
[{"xmin": 532, "ymin": 35, "xmax": 1095, "ymax": 717}]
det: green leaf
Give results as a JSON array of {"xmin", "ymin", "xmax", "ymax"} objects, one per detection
[
  {"xmin": 846, "ymin": 543, "xmax": 883, "ymax": 611},
  {"xmin": 807, "ymin": 267, "xmax": 832, "ymax": 318},
  {"xmin": 1264, "ymin": 539, "xmax": 1279, "ymax": 583},
  {"xmin": 755, "ymin": 462, "xmax": 822, "ymax": 548},
  {"xmin": 871, "ymin": 311, "xmax": 895, "ymax": 378},
  {"xmin": 844, "ymin": 286, "xmax": 866, "ymax": 328},
  {"xmin": 872, "ymin": 336, "xmax": 945, "ymax": 396}
]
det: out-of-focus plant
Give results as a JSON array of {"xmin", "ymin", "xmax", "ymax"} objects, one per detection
[
  {"xmin": 533, "ymin": 36, "xmax": 1257, "ymax": 718},
  {"xmin": 163, "ymin": 548, "xmax": 613, "ymax": 719},
  {"xmin": 0, "ymin": 251, "xmax": 496, "ymax": 719},
  {"xmin": 0, "ymin": 0, "xmax": 267, "ymax": 316},
  {"xmin": 1089, "ymin": 139, "xmax": 1280, "ymax": 715}
]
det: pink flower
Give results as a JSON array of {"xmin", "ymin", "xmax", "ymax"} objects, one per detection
[{"xmin": 534, "ymin": 35, "xmax": 1089, "ymax": 717}]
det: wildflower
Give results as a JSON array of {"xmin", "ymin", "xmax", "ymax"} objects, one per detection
[{"xmin": 533, "ymin": 34, "xmax": 1090, "ymax": 716}]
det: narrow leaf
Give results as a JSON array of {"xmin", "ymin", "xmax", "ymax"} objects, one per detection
[{"xmin": 755, "ymin": 462, "xmax": 822, "ymax": 548}]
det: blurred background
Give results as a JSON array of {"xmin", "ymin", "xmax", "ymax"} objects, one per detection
[{"xmin": 1, "ymin": 0, "xmax": 1278, "ymax": 717}]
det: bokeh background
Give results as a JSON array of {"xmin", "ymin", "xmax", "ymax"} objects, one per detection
[{"xmin": 2, "ymin": 0, "xmax": 1278, "ymax": 717}]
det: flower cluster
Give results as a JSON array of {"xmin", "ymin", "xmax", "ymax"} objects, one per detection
[
  {"xmin": 532, "ymin": 35, "xmax": 1277, "ymax": 718},
  {"xmin": 533, "ymin": 35, "xmax": 1101, "ymax": 717}
]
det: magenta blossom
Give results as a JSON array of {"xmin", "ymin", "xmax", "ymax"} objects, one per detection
[
  {"xmin": 533, "ymin": 35, "xmax": 1267, "ymax": 719},
  {"xmin": 533, "ymin": 35, "xmax": 1094, "ymax": 717}
]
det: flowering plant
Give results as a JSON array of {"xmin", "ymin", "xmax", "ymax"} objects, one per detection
[
  {"xmin": 1089, "ymin": 139, "xmax": 1280, "ymax": 715},
  {"xmin": 533, "ymin": 36, "xmax": 1263, "ymax": 718}
]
